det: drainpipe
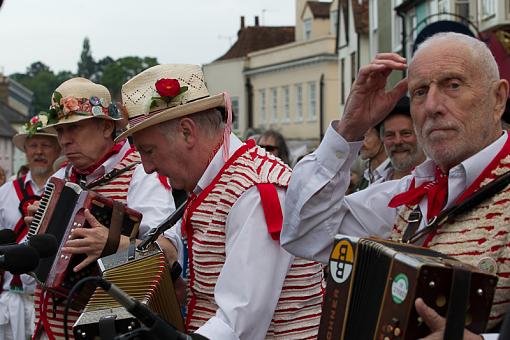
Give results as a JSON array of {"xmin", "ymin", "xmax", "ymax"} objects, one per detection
[
  {"xmin": 397, "ymin": 10, "xmax": 406, "ymax": 78},
  {"xmin": 245, "ymin": 77, "xmax": 253, "ymax": 129},
  {"xmin": 319, "ymin": 74, "xmax": 325, "ymax": 140}
]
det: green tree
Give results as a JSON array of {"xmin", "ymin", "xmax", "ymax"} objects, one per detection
[
  {"xmin": 100, "ymin": 56, "xmax": 158, "ymax": 100},
  {"xmin": 11, "ymin": 62, "xmax": 73, "ymax": 114},
  {"xmin": 77, "ymin": 37, "xmax": 96, "ymax": 80}
]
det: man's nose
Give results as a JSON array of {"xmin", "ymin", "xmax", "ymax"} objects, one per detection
[{"xmin": 423, "ymin": 85, "xmax": 444, "ymax": 117}]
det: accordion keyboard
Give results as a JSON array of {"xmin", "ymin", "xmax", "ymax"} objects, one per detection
[{"xmin": 28, "ymin": 181, "xmax": 55, "ymax": 237}]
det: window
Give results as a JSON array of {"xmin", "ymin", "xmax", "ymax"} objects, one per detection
[
  {"xmin": 438, "ymin": 0, "xmax": 449, "ymax": 13},
  {"xmin": 282, "ymin": 86, "xmax": 290, "ymax": 122},
  {"xmin": 258, "ymin": 89, "xmax": 266, "ymax": 126},
  {"xmin": 392, "ymin": 0, "xmax": 404, "ymax": 51},
  {"xmin": 304, "ymin": 18, "xmax": 312, "ymax": 40},
  {"xmin": 455, "ymin": 0, "xmax": 470, "ymax": 21},
  {"xmin": 330, "ymin": 10, "xmax": 338, "ymax": 35},
  {"xmin": 341, "ymin": 58, "xmax": 345, "ymax": 105},
  {"xmin": 295, "ymin": 84, "xmax": 303, "ymax": 122},
  {"xmin": 231, "ymin": 96, "xmax": 239, "ymax": 131},
  {"xmin": 482, "ymin": 0, "xmax": 496, "ymax": 19},
  {"xmin": 270, "ymin": 88, "xmax": 278, "ymax": 123},
  {"xmin": 308, "ymin": 82, "xmax": 317, "ymax": 121}
]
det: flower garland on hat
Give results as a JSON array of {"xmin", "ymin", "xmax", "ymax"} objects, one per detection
[
  {"xmin": 45, "ymin": 91, "xmax": 120, "ymax": 123},
  {"xmin": 23, "ymin": 113, "xmax": 50, "ymax": 137}
]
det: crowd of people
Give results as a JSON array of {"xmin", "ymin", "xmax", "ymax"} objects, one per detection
[{"xmin": 0, "ymin": 31, "xmax": 508, "ymax": 339}]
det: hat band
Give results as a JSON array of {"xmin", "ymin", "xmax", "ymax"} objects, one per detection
[
  {"xmin": 127, "ymin": 94, "xmax": 212, "ymax": 128},
  {"xmin": 128, "ymin": 109, "xmax": 165, "ymax": 128}
]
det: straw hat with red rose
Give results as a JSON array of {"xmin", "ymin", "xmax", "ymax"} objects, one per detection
[
  {"xmin": 12, "ymin": 112, "xmax": 58, "ymax": 151},
  {"xmin": 43, "ymin": 77, "xmax": 122, "ymax": 129},
  {"xmin": 116, "ymin": 64, "xmax": 233, "ymax": 160}
]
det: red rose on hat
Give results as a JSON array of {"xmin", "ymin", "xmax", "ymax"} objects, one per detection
[{"xmin": 155, "ymin": 78, "xmax": 181, "ymax": 97}]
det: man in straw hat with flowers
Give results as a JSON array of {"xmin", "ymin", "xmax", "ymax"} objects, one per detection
[
  {"xmin": 117, "ymin": 64, "xmax": 324, "ymax": 340},
  {"xmin": 0, "ymin": 113, "xmax": 60, "ymax": 340},
  {"xmin": 31, "ymin": 77, "xmax": 179, "ymax": 340}
]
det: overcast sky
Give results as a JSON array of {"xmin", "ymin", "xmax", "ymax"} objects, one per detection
[{"xmin": 0, "ymin": 0, "xmax": 296, "ymax": 75}]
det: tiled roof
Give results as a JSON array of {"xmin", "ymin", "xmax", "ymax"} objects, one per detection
[
  {"xmin": 307, "ymin": 1, "xmax": 331, "ymax": 19},
  {"xmin": 215, "ymin": 26, "xmax": 295, "ymax": 61}
]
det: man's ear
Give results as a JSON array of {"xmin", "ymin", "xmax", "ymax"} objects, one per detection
[
  {"xmin": 178, "ymin": 118, "xmax": 197, "ymax": 147},
  {"xmin": 102, "ymin": 120, "xmax": 116, "ymax": 139},
  {"xmin": 493, "ymin": 79, "xmax": 509, "ymax": 121}
]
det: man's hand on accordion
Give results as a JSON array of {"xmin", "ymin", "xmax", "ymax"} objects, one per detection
[
  {"xmin": 415, "ymin": 298, "xmax": 484, "ymax": 340},
  {"xmin": 62, "ymin": 209, "xmax": 109, "ymax": 272}
]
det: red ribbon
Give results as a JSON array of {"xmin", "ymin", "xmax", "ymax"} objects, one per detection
[{"xmin": 388, "ymin": 166, "xmax": 448, "ymax": 221}]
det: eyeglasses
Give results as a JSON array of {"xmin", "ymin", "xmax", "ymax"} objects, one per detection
[{"xmin": 259, "ymin": 145, "xmax": 279, "ymax": 152}]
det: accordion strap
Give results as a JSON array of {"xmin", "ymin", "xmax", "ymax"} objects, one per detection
[
  {"xmin": 443, "ymin": 268, "xmax": 472, "ymax": 340},
  {"xmin": 405, "ymin": 169, "xmax": 510, "ymax": 244},
  {"xmin": 101, "ymin": 200, "xmax": 125, "ymax": 257}
]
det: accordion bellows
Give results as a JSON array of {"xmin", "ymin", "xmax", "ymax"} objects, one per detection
[{"xmin": 74, "ymin": 245, "xmax": 184, "ymax": 338}]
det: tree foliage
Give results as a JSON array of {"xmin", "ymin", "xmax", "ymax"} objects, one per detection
[
  {"xmin": 9, "ymin": 38, "xmax": 159, "ymax": 113},
  {"xmin": 11, "ymin": 62, "xmax": 73, "ymax": 114}
]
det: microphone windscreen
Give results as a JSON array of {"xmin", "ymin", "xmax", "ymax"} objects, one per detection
[
  {"xmin": 4, "ymin": 245, "xmax": 39, "ymax": 274},
  {"xmin": 29, "ymin": 234, "xmax": 58, "ymax": 258},
  {"xmin": 0, "ymin": 229, "xmax": 17, "ymax": 245}
]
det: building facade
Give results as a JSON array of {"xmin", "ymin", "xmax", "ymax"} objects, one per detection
[{"xmin": 0, "ymin": 74, "xmax": 33, "ymax": 177}]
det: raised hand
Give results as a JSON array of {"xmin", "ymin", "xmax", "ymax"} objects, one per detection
[{"xmin": 336, "ymin": 53, "xmax": 408, "ymax": 141}]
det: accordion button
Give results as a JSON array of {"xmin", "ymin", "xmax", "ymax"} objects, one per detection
[
  {"xmin": 477, "ymin": 257, "xmax": 498, "ymax": 275},
  {"xmin": 394, "ymin": 327, "xmax": 401, "ymax": 336}
]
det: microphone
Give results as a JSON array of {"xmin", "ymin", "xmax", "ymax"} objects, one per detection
[
  {"xmin": 97, "ymin": 278, "xmax": 207, "ymax": 340},
  {"xmin": 27, "ymin": 234, "xmax": 58, "ymax": 258},
  {"xmin": 0, "ymin": 229, "xmax": 17, "ymax": 245},
  {"xmin": 0, "ymin": 244, "xmax": 39, "ymax": 274}
]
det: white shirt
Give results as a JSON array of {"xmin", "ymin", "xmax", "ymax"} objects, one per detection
[
  {"xmin": 0, "ymin": 171, "xmax": 43, "ymax": 293},
  {"xmin": 281, "ymin": 123, "xmax": 506, "ymax": 340},
  {"xmin": 52, "ymin": 141, "xmax": 178, "ymax": 244},
  {"xmin": 176, "ymin": 134, "xmax": 292, "ymax": 340},
  {"xmin": 363, "ymin": 157, "xmax": 391, "ymax": 184}
]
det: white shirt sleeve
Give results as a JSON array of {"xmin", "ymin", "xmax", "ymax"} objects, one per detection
[
  {"xmin": 281, "ymin": 124, "xmax": 412, "ymax": 264},
  {"xmin": 126, "ymin": 166, "xmax": 176, "ymax": 238},
  {"xmin": 196, "ymin": 186, "xmax": 292, "ymax": 340}
]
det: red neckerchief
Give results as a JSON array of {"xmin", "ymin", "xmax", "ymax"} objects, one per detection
[
  {"xmin": 388, "ymin": 166, "xmax": 448, "ymax": 222},
  {"xmin": 69, "ymin": 141, "xmax": 125, "ymax": 183}
]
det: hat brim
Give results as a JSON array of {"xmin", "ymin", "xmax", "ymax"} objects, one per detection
[
  {"xmin": 115, "ymin": 93, "xmax": 225, "ymax": 142},
  {"xmin": 44, "ymin": 114, "xmax": 123, "ymax": 130},
  {"xmin": 13, "ymin": 133, "xmax": 58, "ymax": 151}
]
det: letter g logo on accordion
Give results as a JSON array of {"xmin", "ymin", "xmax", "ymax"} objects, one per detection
[{"xmin": 330, "ymin": 239, "xmax": 354, "ymax": 284}]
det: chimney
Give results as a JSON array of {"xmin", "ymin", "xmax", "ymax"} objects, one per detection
[
  {"xmin": 254, "ymin": 16, "xmax": 259, "ymax": 26},
  {"xmin": 240, "ymin": 16, "xmax": 245, "ymax": 29}
]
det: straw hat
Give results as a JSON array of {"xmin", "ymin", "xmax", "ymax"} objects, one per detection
[
  {"xmin": 115, "ymin": 64, "xmax": 227, "ymax": 141},
  {"xmin": 13, "ymin": 112, "xmax": 58, "ymax": 151},
  {"xmin": 44, "ymin": 77, "xmax": 122, "ymax": 129}
]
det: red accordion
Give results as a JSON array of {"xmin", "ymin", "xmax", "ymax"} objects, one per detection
[{"xmin": 28, "ymin": 177, "xmax": 142, "ymax": 293}]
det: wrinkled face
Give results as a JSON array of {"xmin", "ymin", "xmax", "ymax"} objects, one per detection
[
  {"xmin": 408, "ymin": 40, "xmax": 503, "ymax": 170},
  {"xmin": 359, "ymin": 127, "xmax": 382, "ymax": 160},
  {"xmin": 258, "ymin": 136, "xmax": 279, "ymax": 157},
  {"xmin": 55, "ymin": 119, "xmax": 113, "ymax": 171},
  {"xmin": 382, "ymin": 114, "xmax": 424, "ymax": 171},
  {"xmin": 133, "ymin": 124, "xmax": 189, "ymax": 191},
  {"xmin": 24, "ymin": 135, "xmax": 61, "ymax": 176}
]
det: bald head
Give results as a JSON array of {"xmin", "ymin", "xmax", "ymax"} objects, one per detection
[
  {"xmin": 407, "ymin": 32, "xmax": 509, "ymax": 172},
  {"xmin": 413, "ymin": 32, "xmax": 499, "ymax": 85}
]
